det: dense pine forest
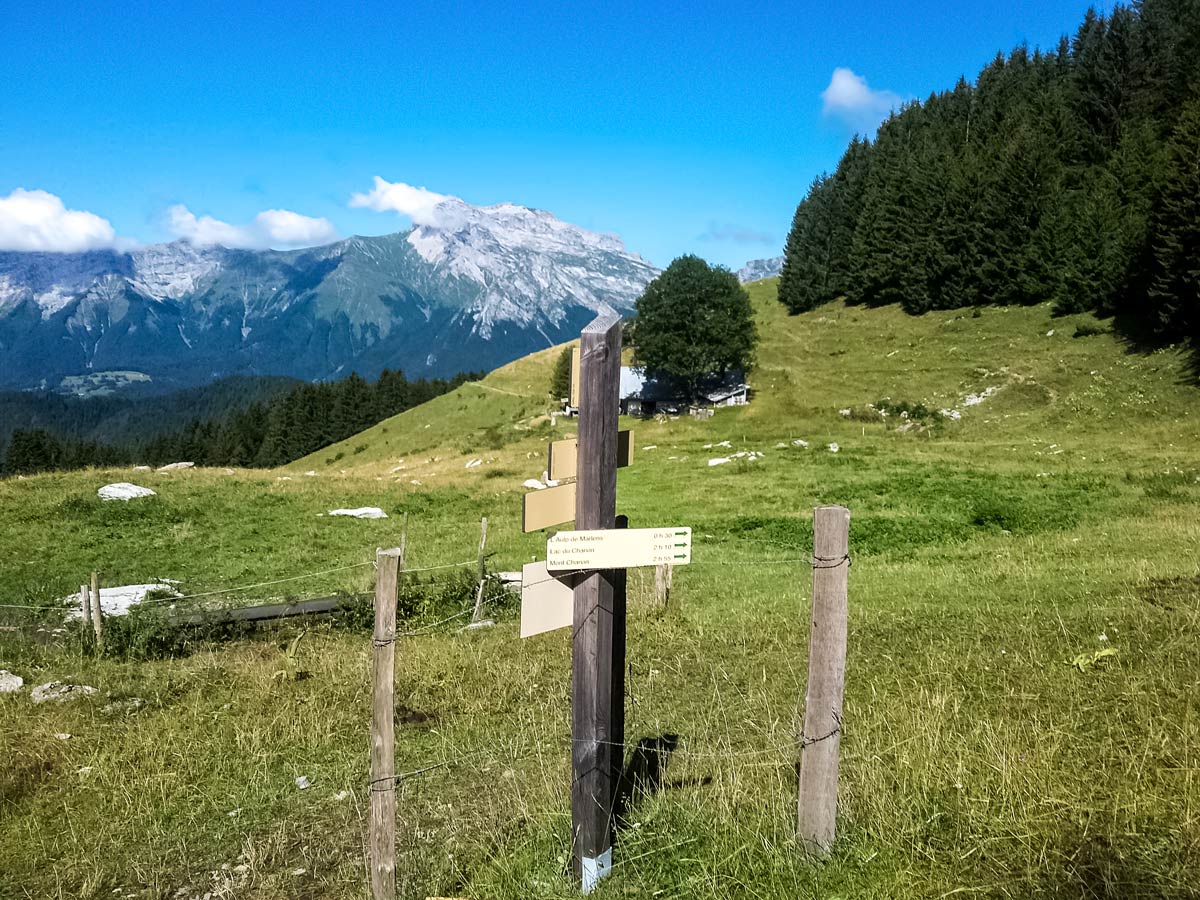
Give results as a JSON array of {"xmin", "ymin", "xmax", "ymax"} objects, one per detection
[
  {"xmin": 0, "ymin": 369, "xmax": 478, "ymax": 475},
  {"xmin": 778, "ymin": 0, "xmax": 1199, "ymax": 351}
]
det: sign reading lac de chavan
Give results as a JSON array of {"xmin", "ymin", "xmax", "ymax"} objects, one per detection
[{"xmin": 546, "ymin": 527, "xmax": 692, "ymax": 571}]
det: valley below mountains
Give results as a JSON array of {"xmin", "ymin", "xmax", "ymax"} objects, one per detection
[{"xmin": 0, "ymin": 197, "xmax": 659, "ymax": 393}]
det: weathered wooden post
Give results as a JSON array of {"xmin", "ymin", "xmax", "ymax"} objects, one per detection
[
  {"xmin": 470, "ymin": 516, "xmax": 489, "ymax": 623},
  {"xmin": 654, "ymin": 563, "xmax": 674, "ymax": 608},
  {"xmin": 89, "ymin": 571, "xmax": 104, "ymax": 651},
  {"xmin": 571, "ymin": 313, "xmax": 623, "ymax": 892},
  {"xmin": 79, "ymin": 583, "xmax": 92, "ymax": 644},
  {"xmin": 370, "ymin": 543, "xmax": 405, "ymax": 900},
  {"xmin": 797, "ymin": 505, "xmax": 850, "ymax": 856}
]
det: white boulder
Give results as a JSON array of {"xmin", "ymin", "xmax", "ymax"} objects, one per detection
[
  {"xmin": 31, "ymin": 682, "xmax": 98, "ymax": 704},
  {"xmin": 328, "ymin": 507, "xmax": 388, "ymax": 519},
  {"xmin": 98, "ymin": 483, "xmax": 156, "ymax": 501},
  {"xmin": 0, "ymin": 670, "xmax": 23, "ymax": 694},
  {"xmin": 157, "ymin": 461, "xmax": 194, "ymax": 472}
]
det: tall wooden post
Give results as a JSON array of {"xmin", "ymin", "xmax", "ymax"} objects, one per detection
[
  {"xmin": 571, "ymin": 313, "xmax": 622, "ymax": 892},
  {"xmin": 79, "ymin": 583, "xmax": 92, "ymax": 643},
  {"xmin": 470, "ymin": 516, "xmax": 489, "ymax": 623},
  {"xmin": 797, "ymin": 505, "xmax": 850, "ymax": 856},
  {"xmin": 370, "ymin": 543, "xmax": 405, "ymax": 900},
  {"xmin": 89, "ymin": 571, "xmax": 103, "ymax": 651}
]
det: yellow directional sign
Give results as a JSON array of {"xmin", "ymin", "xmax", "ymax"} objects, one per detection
[
  {"xmin": 546, "ymin": 527, "xmax": 692, "ymax": 571},
  {"xmin": 522, "ymin": 481, "xmax": 577, "ymax": 533},
  {"xmin": 548, "ymin": 430, "xmax": 634, "ymax": 482}
]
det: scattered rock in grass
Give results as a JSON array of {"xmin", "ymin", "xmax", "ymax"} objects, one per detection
[
  {"xmin": 98, "ymin": 482, "xmax": 156, "ymax": 501},
  {"xmin": 410, "ymin": 479, "xmax": 421, "ymax": 486},
  {"xmin": 31, "ymin": 682, "xmax": 97, "ymax": 704},
  {"xmin": 0, "ymin": 670, "xmax": 24, "ymax": 693},
  {"xmin": 276, "ymin": 476, "xmax": 292, "ymax": 481},
  {"xmin": 333, "ymin": 789, "xmax": 352, "ymax": 801},
  {"xmin": 101, "ymin": 697, "xmax": 145, "ymax": 715},
  {"xmin": 132, "ymin": 465, "xmax": 151, "ymax": 471},
  {"xmin": 940, "ymin": 408, "xmax": 962, "ymax": 420},
  {"xmin": 295, "ymin": 775, "xmax": 312, "ymax": 790},
  {"xmin": 708, "ymin": 457, "xmax": 731, "ymax": 467},
  {"xmin": 792, "ymin": 439, "xmax": 809, "ymax": 448},
  {"xmin": 839, "ymin": 408, "xmax": 851, "ymax": 416},
  {"xmin": 328, "ymin": 507, "xmax": 387, "ymax": 519},
  {"xmin": 304, "ymin": 470, "xmax": 317, "ymax": 476},
  {"xmin": 963, "ymin": 386, "xmax": 998, "ymax": 407},
  {"xmin": 64, "ymin": 583, "xmax": 180, "ymax": 619},
  {"xmin": 157, "ymin": 461, "xmax": 194, "ymax": 472},
  {"xmin": 55, "ymin": 733, "xmax": 71, "ymax": 740},
  {"xmin": 643, "ymin": 444, "xmax": 657, "ymax": 450},
  {"xmin": 828, "ymin": 443, "xmax": 840, "ymax": 453},
  {"xmin": 465, "ymin": 458, "xmax": 482, "ymax": 469},
  {"xmin": 776, "ymin": 442, "xmax": 788, "ymax": 448}
]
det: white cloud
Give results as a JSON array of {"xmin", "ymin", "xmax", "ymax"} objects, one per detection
[
  {"xmin": 821, "ymin": 67, "xmax": 903, "ymax": 131},
  {"xmin": 0, "ymin": 188, "xmax": 120, "ymax": 252},
  {"xmin": 348, "ymin": 177, "xmax": 456, "ymax": 227},
  {"xmin": 167, "ymin": 205, "xmax": 338, "ymax": 250}
]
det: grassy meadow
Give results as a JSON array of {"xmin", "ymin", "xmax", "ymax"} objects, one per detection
[{"xmin": 1, "ymin": 282, "xmax": 1199, "ymax": 899}]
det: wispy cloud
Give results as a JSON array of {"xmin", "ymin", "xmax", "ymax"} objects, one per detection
[
  {"xmin": 821, "ymin": 67, "xmax": 903, "ymax": 132},
  {"xmin": 0, "ymin": 188, "xmax": 123, "ymax": 252},
  {"xmin": 167, "ymin": 205, "xmax": 338, "ymax": 250},
  {"xmin": 349, "ymin": 177, "xmax": 453, "ymax": 225},
  {"xmin": 696, "ymin": 222, "xmax": 774, "ymax": 245}
]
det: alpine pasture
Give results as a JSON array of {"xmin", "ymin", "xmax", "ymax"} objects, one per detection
[{"xmin": 2, "ymin": 280, "xmax": 1198, "ymax": 899}]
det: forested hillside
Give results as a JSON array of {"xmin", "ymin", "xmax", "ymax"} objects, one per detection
[
  {"xmin": 778, "ymin": 0, "xmax": 1199, "ymax": 350},
  {"xmin": 0, "ymin": 369, "xmax": 478, "ymax": 475}
]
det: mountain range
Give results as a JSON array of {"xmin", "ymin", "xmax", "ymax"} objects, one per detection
[
  {"xmin": 736, "ymin": 256, "xmax": 783, "ymax": 283},
  {"xmin": 0, "ymin": 196, "xmax": 660, "ymax": 393}
]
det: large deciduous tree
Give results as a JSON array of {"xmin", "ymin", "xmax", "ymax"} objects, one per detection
[{"xmin": 627, "ymin": 255, "xmax": 758, "ymax": 398}]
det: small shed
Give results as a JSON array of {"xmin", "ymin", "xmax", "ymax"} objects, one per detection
[{"xmin": 619, "ymin": 368, "xmax": 749, "ymax": 417}]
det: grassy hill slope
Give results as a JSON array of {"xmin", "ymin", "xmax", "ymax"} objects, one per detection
[{"xmin": 1, "ymin": 282, "xmax": 1198, "ymax": 899}]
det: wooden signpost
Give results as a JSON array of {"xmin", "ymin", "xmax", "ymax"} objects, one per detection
[
  {"xmin": 518, "ymin": 318, "xmax": 693, "ymax": 892},
  {"xmin": 571, "ymin": 313, "xmax": 622, "ymax": 892}
]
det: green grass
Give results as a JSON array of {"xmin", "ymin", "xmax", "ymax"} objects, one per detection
[{"xmin": 2, "ymin": 285, "xmax": 1199, "ymax": 899}]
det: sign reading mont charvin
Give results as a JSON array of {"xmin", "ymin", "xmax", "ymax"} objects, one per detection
[{"xmin": 546, "ymin": 527, "xmax": 692, "ymax": 571}]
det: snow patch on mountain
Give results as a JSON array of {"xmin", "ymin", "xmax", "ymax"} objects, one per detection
[
  {"xmin": 36, "ymin": 286, "xmax": 73, "ymax": 318},
  {"xmin": 130, "ymin": 242, "xmax": 222, "ymax": 300}
]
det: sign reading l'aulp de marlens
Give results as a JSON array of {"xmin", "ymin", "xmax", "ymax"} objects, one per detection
[{"xmin": 546, "ymin": 527, "xmax": 692, "ymax": 571}]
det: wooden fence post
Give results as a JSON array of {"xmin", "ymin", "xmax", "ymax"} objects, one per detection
[
  {"xmin": 89, "ymin": 571, "xmax": 103, "ymax": 651},
  {"xmin": 370, "ymin": 543, "xmax": 405, "ymax": 900},
  {"xmin": 797, "ymin": 505, "xmax": 850, "ymax": 856},
  {"xmin": 655, "ymin": 563, "xmax": 674, "ymax": 608},
  {"xmin": 470, "ymin": 516, "xmax": 489, "ymax": 623},
  {"xmin": 79, "ymin": 583, "xmax": 92, "ymax": 642},
  {"xmin": 571, "ymin": 313, "xmax": 622, "ymax": 892}
]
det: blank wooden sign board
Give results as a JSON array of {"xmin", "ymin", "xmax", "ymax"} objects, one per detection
[
  {"xmin": 522, "ymin": 482, "xmax": 577, "ymax": 533},
  {"xmin": 548, "ymin": 429, "xmax": 634, "ymax": 482},
  {"xmin": 519, "ymin": 561, "xmax": 574, "ymax": 637}
]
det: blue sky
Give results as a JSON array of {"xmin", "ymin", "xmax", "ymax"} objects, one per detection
[{"xmin": 1, "ymin": 0, "xmax": 1097, "ymax": 268}]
